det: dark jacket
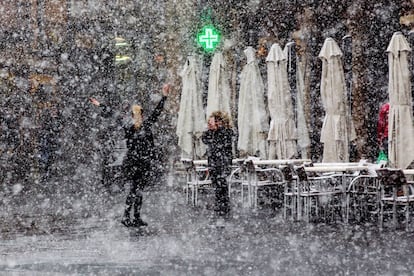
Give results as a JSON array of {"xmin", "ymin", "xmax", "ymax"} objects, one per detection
[
  {"xmin": 202, "ymin": 127, "xmax": 234, "ymax": 178},
  {"xmin": 123, "ymin": 96, "xmax": 167, "ymax": 180},
  {"xmin": 101, "ymin": 96, "xmax": 167, "ymax": 181}
]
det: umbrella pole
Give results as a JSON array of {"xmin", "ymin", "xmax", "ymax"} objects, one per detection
[
  {"xmin": 342, "ymin": 34, "xmax": 354, "ymax": 161},
  {"xmin": 191, "ymin": 132, "xmax": 196, "ymax": 160}
]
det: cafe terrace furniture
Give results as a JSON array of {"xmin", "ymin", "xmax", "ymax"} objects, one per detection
[
  {"xmin": 240, "ymin": 160, "xmax": 285, "ymax": 208},
  {"xmin": 377, "ymin": 168, "xmax": 414, "ymax": 231},
  {"xmin": 182, "ymin": 159, "xmax": 212, "ymax": 206},
  {"xmin": 295, "ymin": 165, "xmax": 369, "ymax": 222},
  {"xmin": 282, "ymin": 165, "xmax": 298, "ymax": 220},
  {"xmin": 345, "ymin": 175, "xmax": 380, "ymax": 224},
  {"xmin": 295, "ymin": 166, "xmax": 343, "ymax": 222}
]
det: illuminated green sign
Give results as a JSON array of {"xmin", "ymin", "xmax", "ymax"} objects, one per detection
[{"xmin": 197, "ymin": 25, "xmax": 220, "ymax": 53}]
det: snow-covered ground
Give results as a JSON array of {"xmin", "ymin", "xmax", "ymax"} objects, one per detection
[{"xmin": 1, "ymin": 182, "xmax": 413, "ymax": 275}]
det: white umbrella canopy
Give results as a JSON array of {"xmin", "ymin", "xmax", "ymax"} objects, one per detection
[
  {"xmin": 176, "ymin": 55, "xmax": 206, "ymax": 159},
  {"xmin": 237, "ymin": 46, "xmax": 268, "ymax": 158},
  {"xmin": 295, "ymin": 52, "xmax": 311, "ymax": 158},
  {"xmin": 206, "ymin": 51, "xmax": 232, "ymax": 119},
  {"xmin": 386, "ymin": 32, "xmax": 414, "ymax": 169},
  {"xmin": 266, "ymin": 43, "xmax": 297, "ymax": 159},
  {"xmin": 318, "ymin": 37, "xmax": 356, "ymax": 162}
]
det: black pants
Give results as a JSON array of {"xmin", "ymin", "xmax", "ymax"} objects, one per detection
[
  {"xmin": 124, "ymin": 185, "xmax": 143, "ymax": 221},
  {"xmin": 212, "ymin": 175, "xmax": 230, "ymax": 216},
  {"xmin": 123, "ymin": 168, "xmax": 149, "ymax": 222}
]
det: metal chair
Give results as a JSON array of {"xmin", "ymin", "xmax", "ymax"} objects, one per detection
[
  {"xmin": 282, "ymin": 165, "xmax": 298, "ymax": 220},
  {"xmin": 227, "ymin": 160, "xmax": 246, "ymax": 199},
  {"xmin": 296, "ymin": 166, "xmax": 343, "ymax": 222},
  {"xmin": 345, "ymin": 175, "xmax": 380, "ymax": 223},
  {"xmin": 377, "ymin": 168, "xmax": 414, "ymax": 230},
  {"xmin": 182, "ymin": 160, "xmax": 213, "ymax": 206},
  {"xmin": 241, "ymin": 160, "xmax": 285, "ymax": 208}
]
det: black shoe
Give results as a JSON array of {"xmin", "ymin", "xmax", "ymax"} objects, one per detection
[
  {"xmin": 121, "ymin": 218, "xmax": 132, "ymax": 227},
  {"xmin": 131, "ymin": 218, "xmax": 148, "ymax": 227}
]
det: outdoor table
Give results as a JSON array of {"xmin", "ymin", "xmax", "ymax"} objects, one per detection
[
  {"xmin": 302, "ymin": 165, "xmax": 369, "ymax": 221},
  {"xmin": 182, "ymin": 159, "xmax": 207, "ymax": 166},
  {"xmin": 304, "ymin": 165, "xmax": 368, "ymax": 192},
  {"xmin": 312, "ymin": 162, "xmax": 369, "ymax": 167},
  {"xmin": 251, "ymin": 159, "xmax": 312, "ymax": 166},
  {"xmin": 304, "ymin": 166, "xmax": 368, "ymax": 173},
  {"xmin": 403, "ymin": 169, "xmax": 414, "ymax": 175},
  {"xmin": 403, "ymin": 169, "xmax": 414, "ymax": 182},
  {"xmin": 190, "ymin": 159, "xmax": 245, "ymax": 166},
  {"xmin": 191, "ymin": 158, "xmax": 311, "ymax": 167},
  {"xmin": 240, "ymin": 159, "xmax": 311, "ymax": 204}
]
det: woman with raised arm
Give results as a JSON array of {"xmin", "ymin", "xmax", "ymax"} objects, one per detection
[{"xmin": 90, "ymin": 83, "xmax": 170, "ymax": 227}]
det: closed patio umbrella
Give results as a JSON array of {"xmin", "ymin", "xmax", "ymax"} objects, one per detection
[
  {"xmin": 318, "ymin": 37, "xmax": 356, "ymax": 162},
  {"xmin": 176, "ymin": 55, "xmax": 206, "ymax": 159},
  {"xmin": 295, "ymin": 52, "xmax": 311, "ymax": 158},
  {"xmin": 237, "ymin": 46, "xmax": 268, "ymax": 158},
  {"xmin": 266, "ymin": 43, "xmax": 297, "ymax": 159},
  {"xmin": 386, "ymin": 32, "xmax": 414, "ymax": 169},
  {"xmin": 206, "ymin": 51, "xmax": 232, "ymax": 119}
]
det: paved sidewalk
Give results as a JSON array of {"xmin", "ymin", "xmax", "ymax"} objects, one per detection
[{"xmin": 1, "ymin": 182, "xmax": 414, "ymax": 275}]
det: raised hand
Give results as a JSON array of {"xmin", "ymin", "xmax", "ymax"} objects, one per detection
[
  {"xmin": 89, "ymin": 97, "xmax": 100, "ymax": 106},
  {"xmin": 162, "ymin": 83, "xmax": 171, "ymax": 97}
]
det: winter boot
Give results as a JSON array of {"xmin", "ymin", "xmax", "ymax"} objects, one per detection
[
  {"xmin": 131, "ymin": 217, "xmax": 148, "ymax": 227},
  {"xmin": 131, "ymin": 191, "xmax": 146, "ymax": 227},
  {"xmin": 121, "ymin": 209, "xmax": 132, "ymax": 227}
]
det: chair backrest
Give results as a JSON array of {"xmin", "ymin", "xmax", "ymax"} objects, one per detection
[
  {"xmin": 376, "ymin": 168, "xmax": 407, "ymax": 186},
  {"xmin": 246, "ymin": 160, "xmax": 256, "ymax": 173},
  {"xmin": 376, "ymin": 168, "xmax": 411, "ymax": 198},
  {"xmin": 346, "ymin": 175, "xmax": 379, "ymax": 193},
  {"xmin": 181, "ymin": 159, "xmax": 211, "ymax": 182},
  {"xmin": 182, "ymin": 159, "xmax": 195, "ymax": 172},
  {"xmin": 295, "ymin": 166, "xmax": 308, "ymax": 182},
  {"xmin": 265, "ymin": 168, "xmax": 285, "ymax": 183},
  {"xmin": 281, "ymin": 165, "xmax": 294, "ymax": 182}
]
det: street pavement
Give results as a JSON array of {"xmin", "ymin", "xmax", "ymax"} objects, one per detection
[{"xmin": 1, "ymin": 178, "xmax": 414, "ymax": 275}]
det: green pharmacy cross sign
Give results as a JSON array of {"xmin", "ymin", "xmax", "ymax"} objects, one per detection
[{"xmin": 197, "ymin": 25, "xmax": 221, "ymax": 53}]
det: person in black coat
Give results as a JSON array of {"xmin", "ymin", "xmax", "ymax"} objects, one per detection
[
  {"xmin": 90, "ymin": 83, "xmax": 170, "ymax": 227},
  {"xmin": 201, "ymin": 111, "xmax": 234, "ymax": 217}
]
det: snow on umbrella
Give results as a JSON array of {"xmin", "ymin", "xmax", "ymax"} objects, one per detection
[
  {"xmin": 206, "ymin": 51, "xmax": 232, "ymax": 120},
  {"xmin": 266, "ymin": 43, "xmax": 297, "ymax": 159},
  {"xmin": 237, "ymin": 46, "xmax": 268, "ymax": 158},
  {"xmin": 176, "ymin": 55, "xmax": 206, "ymax": 159},
  {"xmin": 318, "ymin": 37, "xmax": 356, "ymax": 162},
  {"xmin": 386, "ymin": 32, "xmax": 414, "ymax": 169}
]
